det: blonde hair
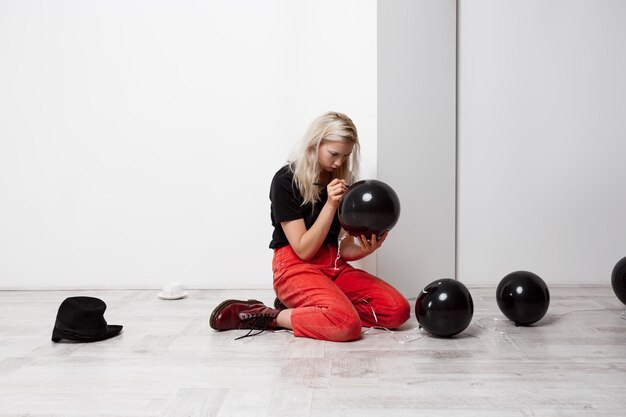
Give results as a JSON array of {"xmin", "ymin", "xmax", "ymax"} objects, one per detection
[{"xmin": 288, "ymin": 111, "xmax": 360, "ymax": 205}]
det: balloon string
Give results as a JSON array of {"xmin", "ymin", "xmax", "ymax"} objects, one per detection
[
  {"xmin": 334, "ymin": 232, "xmax": 348, "ymax": 270},
  {"xmin": 357, "ymin": 297, "xmax": 393, "ymax": 334}
]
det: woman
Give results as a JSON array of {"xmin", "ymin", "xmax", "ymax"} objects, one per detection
[{"xmin": 210, "ymin": 111, "xmax": 409, "ymax": 341}]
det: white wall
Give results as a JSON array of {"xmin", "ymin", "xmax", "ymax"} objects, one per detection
[
  {"xmin": 377, "ymin": 0, "xmax": 457, "ymax": 297},
  {"xmin": 0, "ymin": 0, "xmax": 377, "ymax": 289},
  {"xmin": 458, "ymin": 0, "xmax": 626, "ymax": 285},
  {"xmin": 4, "ymin": 0, "xmax": 625, "ymax": 291}
]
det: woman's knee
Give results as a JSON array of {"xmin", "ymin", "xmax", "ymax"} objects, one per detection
[
  {"xmin": 389, "ymin": 297, "xmax": 411, "ymax": 328},
  {"xmin": 291, "ymin": 304, "xmax": 362, "ymax": 342},
  {"xmin": 326, "ymin": 311, "xmax": 361, "ymax": 342},
  {"xmin": 394, "ymin": 298, "xmax": 411, "ymax": 327},
  {"xmin": 377, "ymin": 297, "xmax": 411, "ymax": 329},
  {"xmin": 318, "ymin": 308, "xmax": 362, "ymax": 342}
]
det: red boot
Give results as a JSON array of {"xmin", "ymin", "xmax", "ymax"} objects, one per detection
[{"xmin": 209, "ymin": 299, "xmax": 281, "ymax": 339}]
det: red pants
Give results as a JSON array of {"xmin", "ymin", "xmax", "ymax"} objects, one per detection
[{"xmin": 272, "ymin": 244, "xmax": 410, "ymax": 342}]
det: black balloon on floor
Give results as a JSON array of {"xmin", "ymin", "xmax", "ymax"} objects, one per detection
[
  {"xmin": 496, "ymin": 271, "xmax": 550, "ymax": 326},
  {"xmin": 415, "ymin": 279, "xmax": 474, "ymax": 337},
  {"xmin": 338, "ymin": 179, "xmax": 400, "ymax": 237},
  {"xmin": 611, "ymin": 256, "xmax": 626, "ymax": 305}
]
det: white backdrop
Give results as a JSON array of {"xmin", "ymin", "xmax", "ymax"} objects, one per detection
[
  {"xmin": 3, "ymin": 0, "xmax": 625, "ymax": 290},
  {"xmin": 377, "ymin": 0, "xmax": 457, "ymax": 296},
  {"xmin": 457, "ymin": 0, "xmax": 626, "ymax": 285},
  {"xmin": 0, "ymin": 0, "xmax": 377, "ymax": 289}
]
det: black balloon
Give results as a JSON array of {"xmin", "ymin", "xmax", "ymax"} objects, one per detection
[
  {"xmin": 496, "ymin": 271, "xmax": 550, "ymax": 326},
  {"xmin": 611, "ymin": 256, "xmax": 626, "ymax": 305},
  {"xmin": 415, "ymin": 279, "xmax": 474, "ymax": 337},
  {"xmin": 338, "ymin": 179, "xmax": 400, "ymax": 237}
]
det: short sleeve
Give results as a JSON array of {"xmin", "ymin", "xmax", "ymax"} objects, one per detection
[{"xmin": 270, "ymin": 167, "xmax": 304, "ymax": 225}]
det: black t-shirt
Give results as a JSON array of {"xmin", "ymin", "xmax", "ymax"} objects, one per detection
[{"xmin": 269, "ymin": 165, "xmax": 340, "ymax": 249}]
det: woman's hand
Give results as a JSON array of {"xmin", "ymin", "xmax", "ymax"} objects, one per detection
[
  {"xmin": 325, "ymin": 179, "xmax": 348, "ymax": 208},
  {"xmin": 355, "ymin": 231, "xmax": 388, "ymax": 256},
  {"xmin": 339, "ymin": 231, "xmax": 389, "ymax": 261},
  {"xmin": 281, "ymin": 178, "xmax": 348, "ymax": 261}
]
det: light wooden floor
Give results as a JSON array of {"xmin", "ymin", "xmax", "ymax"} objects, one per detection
[{"xmin": 1, "ymin": 286, "xmax": 625, "ymax": 416}]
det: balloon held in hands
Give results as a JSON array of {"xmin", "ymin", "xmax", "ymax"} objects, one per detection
[{"xmin": 338, "ymin": 179, "xmax": 401, "ymax": 237}]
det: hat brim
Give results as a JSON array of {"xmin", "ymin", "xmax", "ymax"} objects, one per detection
[{"xmin": 51, "ymin": 325, "xmax": 123, "ymax": 343}]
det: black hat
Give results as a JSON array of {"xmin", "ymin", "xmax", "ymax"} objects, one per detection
[{"xmin": 51, "ymin": 296, "xmax": 123, "ymax": 343}]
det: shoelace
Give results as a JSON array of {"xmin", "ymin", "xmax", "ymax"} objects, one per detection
[{"xmin": 234, "ymin": 313, "xmax": 275, "ymax": 340}]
